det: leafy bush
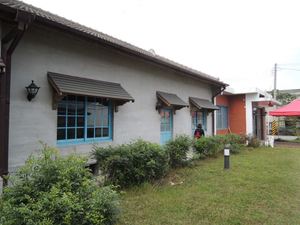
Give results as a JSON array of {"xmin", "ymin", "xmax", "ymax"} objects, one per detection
[
  {"xmin": 194, "ymin": 134, "xmax": 245, "ymax": 157},
  {"xmin": 213, "ymin": 134, "xmax": 245, "ymax": 154},
  {"xmin": 229, "ymin": 143, "xmax": 243, "ymax": 154},
  {"xmin": 247, "ymin": 136, "xmax": 261, "ymax": 148},
  {"xmin": 165, "ymin": 135, "xmax": 192, "ymax": 168},
  {"xmin": 194, "ymin": 136, "xmax": 222, "ymax": 158},
  {"xmin": 93, "ymin": 140, "xmax": 169, "ymax": 187},
  {"xmin": 224, "ymin": 133, "xmax": 244, "ymax": 144},
  {"xmin": 222, "ymin": 134, "xmax": 245, "ymax": 154},
  {"xmin": 0, "ymin": 147, "xmax": 120, "ymax": 225}
]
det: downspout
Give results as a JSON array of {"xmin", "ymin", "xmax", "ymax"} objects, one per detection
[
  {"xmin": 0, "ymin": 10, "xmax": 33, "ymax": 183},
  {"xmin": 211, "ymin": 85, "xmax": 227, "ymax": 136}
]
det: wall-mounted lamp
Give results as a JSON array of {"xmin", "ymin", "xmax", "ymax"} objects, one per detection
[{"xmin": 26, "ymin": 80, "xmax": 40, "ymax": 101}]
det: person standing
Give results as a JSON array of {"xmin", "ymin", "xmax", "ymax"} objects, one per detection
[{"xmin": 194, "ymin": 124, "xmax": 205, "ymax": 139}]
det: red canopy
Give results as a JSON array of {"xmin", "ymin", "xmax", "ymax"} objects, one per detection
[{"xmin": 269, "ymin": 99, "xmax": 300, "ymax": 116}]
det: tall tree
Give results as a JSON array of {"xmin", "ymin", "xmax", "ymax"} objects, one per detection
[{"xmin": 273, "ymin": 91, "xmax": 296, "ymax": 105}]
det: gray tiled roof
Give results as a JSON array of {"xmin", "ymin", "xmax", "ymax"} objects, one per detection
[
  {"xmin": 48, "ymin": 72, "xmax": 134, "ymax": 102},
  {"xmin": 0, "ymin": 0, "xmax": 227, "ymax": 86},
  {"xmin": 189, "ymin": 97, "xmax": 219, "ymax": 110},
  {"xmin": 157, "ymin": 91, "xmax": 188, "ymax": 107}
]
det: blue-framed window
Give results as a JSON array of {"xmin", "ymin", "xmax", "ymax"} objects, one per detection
[
  {"xmin": 160, "ymin": 109, "xmax": 173, "ymax": 145},
  {"xmin": 217, "ymin": 106, "xmax": 228, "ymax": 130},
  {"xmin": 57, "ymin": 95, "xmax": 112, "ymax": 144},
  {"xmin": 191, "ymin": 111, "xmax": 207, "ymax": 132}
]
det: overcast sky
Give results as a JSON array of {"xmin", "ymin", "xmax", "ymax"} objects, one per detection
[{"xmin": 23, "ymin": 0, "xmax": 300, "ymax": 91}]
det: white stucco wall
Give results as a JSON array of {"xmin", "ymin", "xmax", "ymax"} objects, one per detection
[
  {"xmin": 8, "ymin": 24, "xmax": 215, "ymax": 171},
  {"xmin": 245, "ymin": 93, "xmax": 257, "ymax": 135}
]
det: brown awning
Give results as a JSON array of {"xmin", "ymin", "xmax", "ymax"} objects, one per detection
[
  {"xmin": 189, "ymin": 97, "xmax": 219, "ymax": 110},
  {"xmin": 156, "ymin": 91, "xmax": 188, "ymax": 108},
  {"xmin": 48, "ymin": 72, "xmax": 134, "ymax": 102}
]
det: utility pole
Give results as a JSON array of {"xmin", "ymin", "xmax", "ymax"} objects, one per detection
[{"xmin": 273, "ymin": 63, "xmax": 277, "ymax": 100}]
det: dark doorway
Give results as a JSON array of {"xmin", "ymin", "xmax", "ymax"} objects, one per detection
[{"xmin": 253, "ymin": 107, "xmax": 266, "ymax": 140}]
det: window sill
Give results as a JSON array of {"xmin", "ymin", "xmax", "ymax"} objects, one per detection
[{"xmin": 57, "ymin": 138, "xmax": 112, "ymax": 147}]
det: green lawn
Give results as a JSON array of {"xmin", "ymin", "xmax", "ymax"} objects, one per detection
[{"xmin": 117, "ymin": 148, "xmax": 300, "ymax": 225}]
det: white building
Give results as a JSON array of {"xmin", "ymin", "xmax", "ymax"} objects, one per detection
[{"xmin": 0, "ymin": 0, "xmax": 227, "ymax": 175}]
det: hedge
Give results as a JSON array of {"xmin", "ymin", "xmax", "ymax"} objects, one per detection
[
  {"xmin": 93, "ymin": 140, "xmax": 169, "ymax": 187},
  {"xmin": 165, "ymin": 135, "xmax": 193, "ymax": 168},
  {"xmin": 0, "ymin": 147, "xmax": 120, "ymax": 225}
]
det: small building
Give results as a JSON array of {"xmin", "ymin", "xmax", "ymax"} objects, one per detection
[
  {"xmin": 216, "ymin": 88, "xmax": 279, "ymax": 139},
  {"xmin": 0, "ymin": 0, "xmax": 226, "ymax": 175}
]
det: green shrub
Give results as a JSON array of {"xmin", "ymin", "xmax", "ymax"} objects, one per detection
[
  {"xmin": 93, "ymin": 140, "xmax": 169, "ymax": 187},
  {"xmin": 194, "ymin": 136, "xmax": 222, "ymax": 158},
  {"xmin": 165, "ymin": 135, "xmax": 192, "ymax": 168},
  {"xmin": 247, "ymin": 136, "xmax": 261, "ymax": 148},
  {"xmin": 229, "ymin": 142, "xmax": 243, "ymax": 154},
  {"xmin": 212, "ymin": 134, "xmax": 245, "ymax": 154},
  {"xmin": 225, "ymin": 133, "xmax": 244, "ymax": 144},
  {"xmin": 0, "ymin": 147, "xmax": 120, "ymax": 225},
  {"xmin": 93, "ymin": 145, "xmax": 118, "ymax": 168},
  {"xmin": 222, "ymin": 134, "xmax": 244, "ymax": 154},
  {"xmin": 194, "ymin": 134, "xmax": 245, "ymax": 157},
  {"xmin": 211, "ymin": 134, "xmax": 226, "ymax": 145}
]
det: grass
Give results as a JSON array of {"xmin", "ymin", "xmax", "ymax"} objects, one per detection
[{"xmin": 117, "ymin": 147, "xmax": 300, "ymax": 225}]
